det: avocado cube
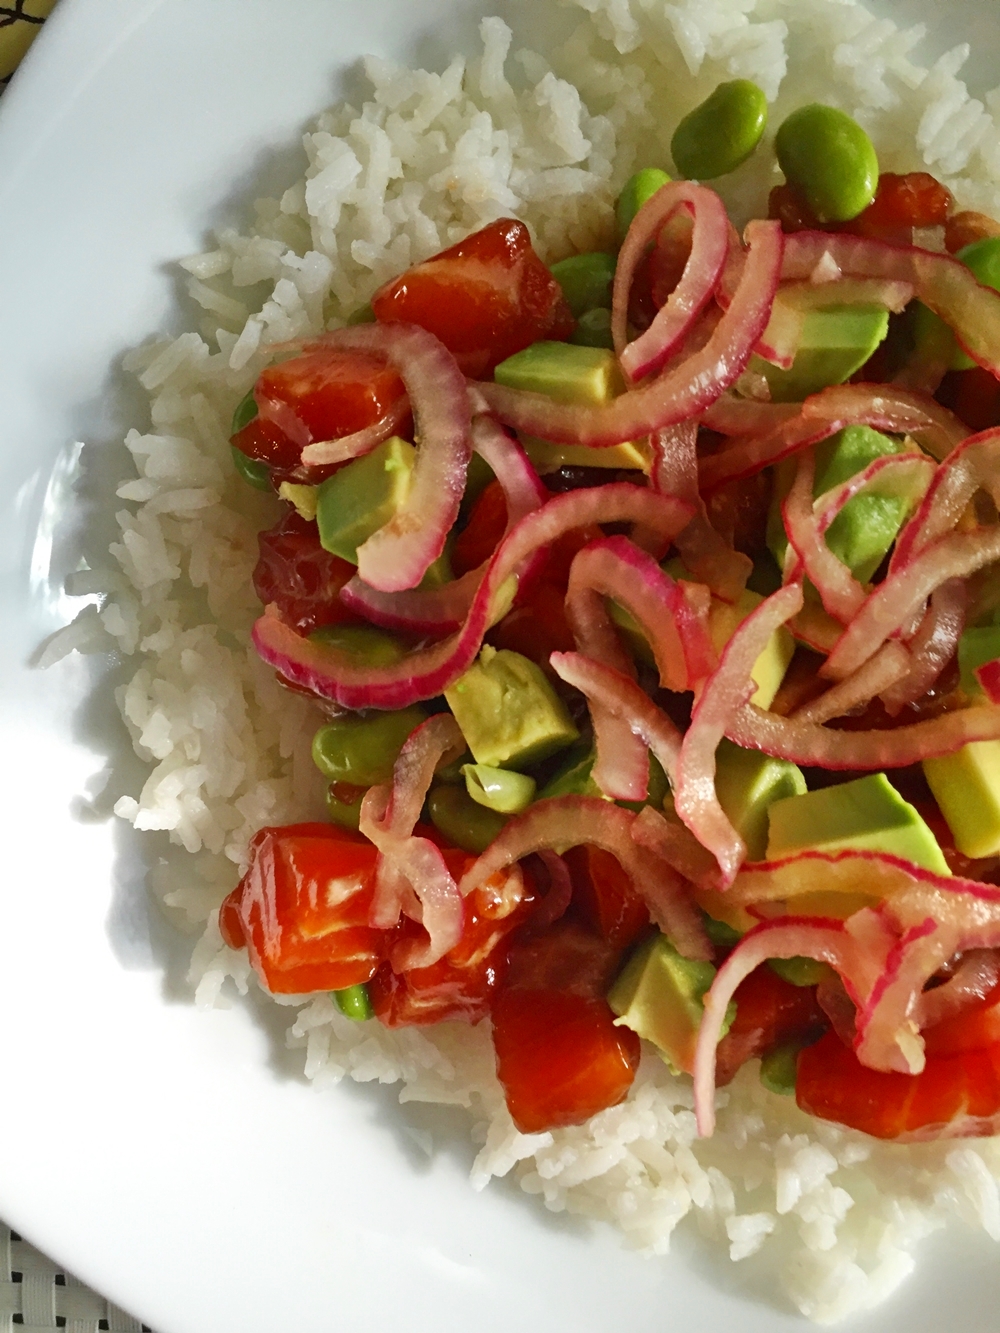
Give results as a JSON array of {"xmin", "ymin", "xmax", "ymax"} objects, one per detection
[
  {"xmin": 444, "ymin": 646, "xmax": 579, "ymax": 771},
  {"xmin": 709, "ymin": 588, "xmax": 796, "ymax": 709},
  {"xmin": 715, "ymin": 739, "xmax": 807, "ymax": 862},
  {"xmin": 958, "ymin": 626, "xmax": 1000, "ymax": 698},
  {"xmin": 608, "ymin": 933, "xmax": 733, "ymax": 1075},
  {"xmin": 519, "ymin": 433, "xmax": 650, "ymax": 474},
  {"xmin": 768, "ymin": 425, "xmax": 914, "ymax": 583},
  {"xmin": 753, "ymin": 305, "xmax": 889, "ymax": 403},
  {"xmin": 923, "ymin": 742, "xmax": 1000, "ymax": 859},
  {"xmin": 315, "ymin": 435, "xmax": 416, "ymax": 563},
  {"xmin": 493, "ymin": 341, "xmax": 625, "ymax": 406},
  {"xmin": 766, "ymin": 772, "xmax": 951, "ymax": 875}
]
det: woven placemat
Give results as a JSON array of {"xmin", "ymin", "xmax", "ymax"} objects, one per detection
[
  {"xmin": 0, "ymin": 1226, "xmax": 151, "ymax": 1333},
  {"xmin": 1, "ymin": 7, "xmax": 154, "ymax": 1331}
]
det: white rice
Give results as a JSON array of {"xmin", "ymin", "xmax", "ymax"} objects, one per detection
[{"xmin": 56, "ymin": 0, "xmax": 1000, "ymax": 1320}]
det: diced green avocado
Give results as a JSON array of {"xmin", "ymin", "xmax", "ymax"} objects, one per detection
[
  {"xmin": 444, "ymin": 646, "xmax": 579, "ymax": 771},
  {"xmin": 709, "ymin": 588, "xmax": 796, "ymax": 709},
  {"xmin": 608, "ymin": 933, "xmax": 734, "ymax": 1075},
  {"xmin": 766, "ymin": 772, "xmax": 951, "ymax": 874},
  {"xmin": 768, "ymin": 425, "xmax": 914, "ymax": 583},
  {"xmin": 520, "ymin": 433, "xmax": 649, "ymax": 474},
  {"xmin": 493, "ymin": 342, "xmax": 625, "ymax": 406},
  {"xmin": 958, "ymin": 625, "xmax": 1000, "ymax": 698},
  {"xmin": 278, "ymin": 481, "xmax": 319, "ymax": 521},
  {"xmin": 315, "ymin": 435, "xmax": 416, "ymax": 563},
  {"xmin": 923, "ymin": 742, "xmax": 1000, "ymax": 859},
  {"xmin": 538, "ymin": 745, "xmax": 670, "ymax": 813},
  {"xmin": 768, "ymin": 957, "xmax": 834, "ymax": 987},
  {"xmin": 752, "ymin": 305, "xmax": 889, "ymax": 403},
  {"xmin": 715, "ymin": 739, "xmax": 807, "ymax": 862},
  {"xmin": 549, "ymin": 252, "xmax": 617, "ymax": 318}
]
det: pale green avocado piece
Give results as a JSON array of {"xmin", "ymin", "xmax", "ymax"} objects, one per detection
[
  {"xmin": 539, "ymin": 744, "xmax": 671, "ymax": 814},
  {"xmin": 715, "ymin": 738, "xmax": 807, "ymax": 862},
  {"xmin": 958, "ymin": 625, "xmax": 1000, "ymax": 698},
  {"xmin": 766, "ymin": 772, "xmax": 951, "ymax": 874},
  {"xmin": 519, "ymin": 433, "xmax": 650, "ymax": 473},
  {"xmin": 753, "ymin": 304, "xmax": 889, "ymax": 403},
  {"xmin": 923, "ymin": 742, "xmax": 1000, "ymax": 859},
  {"xmin": 316, "ymin": 435, "xmax": 416, "ymax": 563},
  {"xmin": 767, "ymin": 425, "xmax": 913, "ymax": 583},
  {"xmin": 444, "ymin": 646, "xmax": 579, "ymax": 771},
  {"xmin": 493, "ymin": 341, "xmax": 625, "ymax": 406},
  {"xmin": 608, "ymin": 933, "xmax": 734, "ymax": 1075}
]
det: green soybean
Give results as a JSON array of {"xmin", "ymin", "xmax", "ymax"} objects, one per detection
[
  {"xmin": 615, "ymin": 167, "xmax": 671, "ymax": 244},
  {"xmin": 312, "ymin": 705, "xmax": 428, "ymax": 787},
  {"xmin": 768, "ymin": 956, "xmax": 833, "ymax": 987},
  {"xmin": 702, "ymin": 912, "xmax": 742, "ymax": 950},
  {"xmin": 345, "ymin": 303, "xmax": 377, "ymax": 325},
  {"xmin": 759, "ymin": 1042, "xmax": 800, "ymax": 1097},
  {"xmin": 230, "ymin": 388, "xmax": 259, "ymax": 436},
  {"xmin": 308, "ymin": 623, "xmax": 408, "ymax": 667},
  {"xmin": 428, "ymin": 783, "xmax": 506, "ymax": 854},
  {"xmin": 333, "ymin": 984, "xmax": 374, "ymax": 1021},
  {"xmin": 550, "ymin": 252, "xmax": 617, "ymax": 318},
  {"xmin": 775, "ymin": 104, "xmax": 879, "ymax": 223},
  {"xmin": 462, "ymin": 763, "xmax": 536, "ymax": 815},
  {"xmin": 231, "ymin": 445, "xmax": 273, "ymax": 491},
  {"xmin": 570, "ymin": 307, "xmax": 615, "ymax": 349},
  {"xmin": 325, "ymin": 783, "xmax": 365, "ymax": 831},
  {"xmin": 671, "ymin": 80, "xmax": 767, "ymax": 180}
]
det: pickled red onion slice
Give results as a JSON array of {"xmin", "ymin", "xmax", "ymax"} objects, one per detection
[
  {"xmin": 474, "ymin": 220, "xmax": 783, "ymax": 447},
  {"xmin": 727, "ymin": 698, "xmax": 1000, "ymax": 767},
  {"xmin": 791, "ymin": 642, "xmax": 911, "ymax": 727},
  {"xmin": 293, "ymin": 324, "xmax": 472, "ymax": 593},
  {"xmin": 458, "ymin": 795, "xmax": 710, "ymax": 960},
  {"xmin": 612, "ymin": 182, "xmax": 730, "ymax": 382},
  {"xmin": 674, "ymin": 582, "xmax": 804, "ymax": 886},
  {"xmin": 917, "ymin": 949, "xmax": 1000, "ymax": 1030},
  {"xmin": 756, "ymin": 277, "xmax": 914, "ymax": 370},
  {"xmin": 340, "ymin": 415, "xmax": 547, "ymax": 634},
  {"xmin": 780, "ymin": 231, "xmax": 1000, "ymax": 376},
  {"xmin": 891, "ymin": 426, "xmax": 1000, "ymax": 572},
  {"xmin": 252, "ymin": 484, "xmax": 693, "ymax": 709},
  {"xmin": 880, "ymin": 579, "xmax": 966, "ymax": 714},
  {"xmin": 294, "ymin": 396, "xmax": 412, "ymax": 467}
]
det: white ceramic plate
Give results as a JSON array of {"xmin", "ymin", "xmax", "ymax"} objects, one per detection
[{"xmin": 2, "ymin": 2, "xmax": 1000, "ymax": 1331}]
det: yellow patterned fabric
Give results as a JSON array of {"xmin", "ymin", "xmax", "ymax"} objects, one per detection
[{"xmin": 0, "ymin": 0, "xmax": 56, "ymax": 86}]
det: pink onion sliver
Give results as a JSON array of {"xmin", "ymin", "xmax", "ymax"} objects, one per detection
[
  {"xmin": 881, "ymin": 579, "xmax": 966, "ymax": 714},
  {"xmin": 780, "ymin": 231, "xmax": 1000, "ymax": 376},
  {"xmin": 458, "ymin": 795, "xmax": 710, "ymax": 960},
  {"xmin": 630, "ymin": 805, "xmax": 723, "ymax": 892},
  {"xmin": 253, "ymin": 483, "xmax": 694, "ymax": 710},
  {"xmin": 917, "ymin": 949, "xmax": 1000, "ymax": 1030},
  {"xmin": 476, "ymin": 220, "xmax": 784, "ymax": 448},
  {"xmin": 791, "ymin": 642, "xmax": 911, "ymax": 727},
  {"xmin": 255, "ymin": 391, "xmax": 312, "ymax": 451},
  {"xmin": 650, "ymin": 422, "xmax": 698, "ymax": 503},
  {"xmin": 822, "ymin": 527, "xmax": 1000, "ymax": 682},
  {"xmin": 291, "ymin": 324, "xmax": 472, "ymax": 593},
  {"xmin": 674, "ymin": 582, "xmax": 804, "ymax": 885},
  {"xmin": 693, "ymin": 917, "xmax": 854, "ymax": 1137},
  {"xmin": 977, "ymin": 658, "xmax": 1000, "ymax": 705},
  {"xmin": 782, "ymin": 451, "xmax": 868, "ymax": 624},
  {"xmin": 701, "ymin": 396, "xmax": 801, "ymax": 436},
  {"xmin": 549, "ymin": 652, "xmax": 682, "ymax": 785},
  {"xmin": 726, "ymin": 699, "xmax": 1000, "ymax": 768},
  {"xmin": 299, "ymin": 396, "xmax": 412, "ymax": 467},
  {"xmin": 756, "ymin": 278, "xmax": 914, "ymax": 369},
  {"xmin": 533, "ymin": 851, "xmax": 574, "ymax": 930},
  {"xmin": 613, "ymin": 183, "xmax": 730, "ymax": 383},
  {"xmin": 890, "ymin": 427, "xmax": 1000, "ymax": 572},
  {"xmin": 340, "ymin": 416, "xmax": 547, "ymax": 635},
  {"xmin": 801, "ymin": 383, "xmax": 968, "ymax": 462}
]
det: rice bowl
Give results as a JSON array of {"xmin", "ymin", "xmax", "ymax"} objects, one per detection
[{"xmin": 30, "ymin": 0, "xmax": 1000, "ymax": 1324}]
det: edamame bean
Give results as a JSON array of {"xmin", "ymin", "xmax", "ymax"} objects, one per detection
[
  {"xmin": 325, "ymin": 783, "xmax": 365, "ymax": 830},
  {"xmin": 759, "ymin": 1042, "xmax": 800, "ymax": 1096},
  {"xmin": 230, "ymin": 388, "xmax": 258, "ymax": 436},
  {"xmin": 345, "ymin": 303, "xmax": 377, "ymax": 325},
  {"xmin": 549, "ymin": 252, "xmax": 617, "ymax": 318},
  {"xmin": 308, "ymin": 623, "xmax": 408, "ymax": 667},
  {"xmin": 615, "ymin": 167, "xmax": 671, "ymax": 244},
  {"xmin": 768, "ymin": 956, "xmax": 833, "ymax": 987},
  {"xmin": 671, "ymin": 80, "xmax": 767, "ymax": 180},
  {"xmin": 569, "ymin": 307, "xmax": 615, "ymax": 349},
  {"xmin": 231, "ymin": 445, "xmax": 273, "ymax": 491},
  {"xmin": 428, "ymin": 783, "xmax": 506, "ymax": 854},
  {"xmin": 775, "ymin": 104, "xmax": 878, "ymax": 223},
  {"xmin": 312, "ymin": 704, "xmax": 428, "ymax": 787},
  {"xmin": 462, "ymin": 763, "xmax": 536, "ymax": 814},
  {"xmin": 333, "ymin": 983, "xmax": 374, "ymax": 1021}
]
